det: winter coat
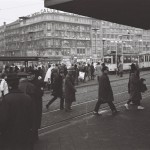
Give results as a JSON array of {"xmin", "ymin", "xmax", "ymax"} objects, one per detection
[
  {"xmin": 65, "ymin": 74, "xmax": 76, "ymax": 103},
  {"xmin": 129, "ymin": 72, "xmax": 142, "ymax": 102},
  {"xmin": 44, "ymin": 67, "xmax": 52, "ymax": 82},
  {"xmin": 98, "ymin": 73, "xmax": 114, "ymax": 103},
  {"xmin": 95, "ymin": 64, "xmax": 102, "ymax": 76},
  {"xmin": 31, "ymin": 78, "xmax": 44, "ymax": 129},
  {"xmin": 0, "ymin": 89, "xmax": 33, "ymax": 149},
  {"xmin": 19, "ymin": 78, "xmax": 41, "ymax": 129},
  {"xmin": 51, "ymin": 74, "xmax": 63, "ymax": 97},
  {"xmin": 0, "ymin": 79, "xmax": 9, "ymax": 96}
]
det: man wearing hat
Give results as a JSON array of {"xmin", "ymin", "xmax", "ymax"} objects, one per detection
[
  {"xmin": 19, "ymin": 70, "xmax": 44, "ymax": 142},
  {"xmin": 46, "ymin": 69, "xmax": 65, "ymax": 110},
  {"xmin": 65, "ymin": 66, "xmax": 76, "ymax": 111},
  {"xmin": 93, "ymin": 66, "xmax": 119, "ymax": 115},
  {"xmin": 125, "ymin": 63, "xmax": 144, "ymax": 110},
  {"xmin": 0, "ymin": 73, "xmax": 34, "ymax": 150}
]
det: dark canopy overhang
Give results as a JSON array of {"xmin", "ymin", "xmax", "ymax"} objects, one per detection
[{"xmin": 45, "ymin": 0, "xmax": 150, "ymax": 30}]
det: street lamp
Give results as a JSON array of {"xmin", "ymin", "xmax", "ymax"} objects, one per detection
[
  {"xmin": 92, "ymin": 28, "xmax": 99, "ymax": 55},
  {"xmin": 102, "ymin": 38, "xmax": 106, "ymax": 62}
]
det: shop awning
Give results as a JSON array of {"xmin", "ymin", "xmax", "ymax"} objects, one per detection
[{"xmin": 44, "ymin": 0, "xmax": 150, "ymax": 30}]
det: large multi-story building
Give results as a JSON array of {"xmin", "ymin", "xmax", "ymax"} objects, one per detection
[{"xmin": 0, "ymin": 9, "xmax": 150, "ymax": 63}]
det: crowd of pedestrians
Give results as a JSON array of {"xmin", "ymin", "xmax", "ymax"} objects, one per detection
[{"xmin": 0, "ymin": 60, "xmax": 147, "ymax": 150}]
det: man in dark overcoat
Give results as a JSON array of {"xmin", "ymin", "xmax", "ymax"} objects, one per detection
[
  {"xmin": 46, "ymin": 69, "xmax": 65, "ymax": 110},
  {"xmin": 93, "ymin": 66, "xmax": 118, "ymax": 115},
  {"xmin": 124, "ymin": 65, "xmax": 144, "ymax": 110},
  {"xmin": 0, "ymin": 74, "xmax": 34, "ymax": 150},
  {"xmin": 19, "ymin": 70, "xmax": 43, "ymax": 142},
  {"xmin": 65, "ymin": 67, "xmax": 76, "ymax": 112}
]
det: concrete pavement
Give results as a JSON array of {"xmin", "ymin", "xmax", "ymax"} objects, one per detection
[
  {"xmin": 35, "ymin": 96, "xmax": 150, "ymax": 150},
  {"xmin": 35, "ymin": 71, "xmax": 150, "ymax": 150}
]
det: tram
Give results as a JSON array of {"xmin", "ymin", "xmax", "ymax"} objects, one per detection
[{"xmin": 103, "ymin": 52, "xmax": 150, "ymax": 72}]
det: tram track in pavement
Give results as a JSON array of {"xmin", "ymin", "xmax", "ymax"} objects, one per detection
[
  {"xmin": 42, "ymin": 72, "xmax": 150, "ymax": 104},
  {"xmin": 39, "ymin": 84, "xmax": 150, "ymax": 135}
]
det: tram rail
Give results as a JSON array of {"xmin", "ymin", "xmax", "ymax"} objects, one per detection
[
  {"xmin": 42, "ymin": 72, "xmax": 150, "ymax": 104},
  {"xmin": 39, "ymin": 84, "xmax": 150, "ymax": 135}
]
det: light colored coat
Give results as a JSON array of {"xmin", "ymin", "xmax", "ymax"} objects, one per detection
[
  {"xmin": 44, "ymin": 67, "xmax": 53, "ymax": 82},
  {"xmin": 0, "ymin": 79, "xmax": 9, "ymax": 96}
]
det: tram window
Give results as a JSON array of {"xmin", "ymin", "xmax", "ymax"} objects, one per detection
[
  {"xmin": 139, "ymin": 56, "xmax": 144, "ymax": 62},
  {"xmin": 104, "ymin": 58, "xmax": 111, "ymax": 64},
  {"xmin": 145, "ymin": 56, "xmax": 148, "ymax": 62},
  {"xmin": 124, "ymin": 56, "xmax": 131, "ymax": 63}
]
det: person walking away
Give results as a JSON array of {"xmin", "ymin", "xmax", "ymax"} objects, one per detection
[
  {"xmin": 0, "ymin": 73, "xmax": 34, "ymax": 150},
  {"xmin": 65, "ymin": 67, "xmax": 76, "ymax": 112},
  {"xmin": 19, "ymin": 70, "xmax": 40, "ymax": 142},
  {"xmin": 124, "ymin": 63, "xmax": 144, "ymax": 110},
  {"xmin": 93, "ymin": 66, "xmax": 119, "ymax": 115},
  {"xmin": 0, "ymin": 73, "xmax": 9, "ymax": 100},
  {"xmin": 95, "ymin": 62, "xmax": 102, "ymax": 81},
  {"xmin": 74, "ymin": 64, "xmax": 79, "ymax": 85},
  {"xmin": 44, "ymin": 64, "xmax": 52, "ymax": 91},
  {"xmin": 46, "ymin": 69, "xmax": 65, "ymax": 110},
  {"xmin": 118, "ymin": 62, "xmax": 123, "ymax": 77},
  {"xmin": 87, "ymin": 64, "xmax": 91, "ymax": 81},
  {"xmin": 90, "ymin": 62, "xmax": 95, "ymax": 80}
]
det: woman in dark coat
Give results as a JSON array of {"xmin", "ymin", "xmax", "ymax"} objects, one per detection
[
  {"xmin": 93, "ymin": 66, "xmax": 118, "ymax": 115},
  {"xmin": 65, "ymin": 67, "xmax": 76, "ymax": 111},
  {"xmin": 125, "ymin": 64, "xmax": 144, "ymax": 110},
  {"xmin": 46, "ymin": 69, "xmax": 65, "ymax": 110}
]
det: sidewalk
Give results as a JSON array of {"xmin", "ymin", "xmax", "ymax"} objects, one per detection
[
  {"xmin": 35, "ymin": 70, "xmax": 150, "ymax": 150},
  {"xmin": 44, "ymin": 70, "xmax": 150, "ymax": 94},
  {"xmin": 75, "ymin": 70, "xmax": 150, "ymax": 88},
  {"xmin": 35, "ymin": 96, "xmax": 150, "ymax": 150}
]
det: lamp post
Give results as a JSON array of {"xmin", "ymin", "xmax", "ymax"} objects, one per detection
[
  {"xmin": 92, "ymin": 28, "xmax": 99, "ymax": 55},
  {"xmin": 28, "ymin": 32, "xmax": 34, "ymax": 56},
  {"xmin": 102, "ymin": 38, "xmax": 106, "ymax": 62}
]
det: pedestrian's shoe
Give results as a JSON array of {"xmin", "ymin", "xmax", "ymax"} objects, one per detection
[
  {"xmin": 69, "ymin": 107, "xmax": 72, "ymax": 110},
  {"xmin": 60, "ymin": 107, "xmax": 64, "ymax": 110},
  {"xmin": 137, "ymin": 106, "xmax": 144, "ymax": 110},
  {"xmin": 93, "ymin": 111, "xmax": 101, "ymax": 116},
  {"xmin": 124, "ymin": 103, "xmax": 129, "ymax": 109},
  {"xmin": 65, "ymin": 108, "xmax": 72, "ymax": 112},
  {"xmin": 112, "ymin": 110, "xmax": 119, "ymax": 115}
]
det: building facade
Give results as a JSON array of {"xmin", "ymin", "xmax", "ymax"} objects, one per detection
[{"xmin": 0, "ymin": 9, "xmax": 150, "ymax": 63}]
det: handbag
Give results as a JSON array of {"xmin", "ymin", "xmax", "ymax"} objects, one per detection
[
  {"xmin": 78, "ymin": 71, "xmax": 85, "ymax": 80},
  {"xmin": 140, "ymin": 78, "xmax": 147, "ymax": 93}
]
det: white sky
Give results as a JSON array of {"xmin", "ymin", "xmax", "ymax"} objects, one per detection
[{"xmin": 0, "ymin": 0, "xmax": 45, "ymax": 26}]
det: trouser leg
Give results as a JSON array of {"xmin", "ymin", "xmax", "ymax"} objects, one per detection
[
  {"xmin": 127, "ymin": 98, "xmax": 132, "ymax": 104},
  {"xmin": 134, "ymin": 99, "xmax": 141, "ymax": 106},
  {"xmin": 47, "ymin": 96, "xmax": 57, "ymax": 107},
  {"xmin": 94, "ymin": 100, "xmax": 102, "ymax": 112},
  {"xmin": 60, "ymin": 96, "xmax": 64, "ymax": 109},
  {"xmin": 107, "ymin": 101, "xmax": 117, "ymax": 112},
  {"xmin": 65, "ymin": 101, "xmax": 72, "ymax": 111}
]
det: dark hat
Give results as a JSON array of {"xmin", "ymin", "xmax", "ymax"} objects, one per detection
[
  {"xmin": 52, "ymin": 68, "xmax": 58, "ymax": 73},
  {"xmin": 102, "ymin": 66, "xmax": 109, "ymax": 72},
  {"xmin": 28, "ymin": 70, "xmax": 36, "ymax": 75},
  {"xmin": 59, "ymin": 70, "xmax": 64, "ymax": 73},
  {"xmin": 130, "ymin": 63, "xmax": 137, "ymax": 70},
  {"xmin": 7, "ymin": 73, "xmax": 19, "ymax": 80},
  {"xmin": 17, "ymin": 72, "xmax": 29, "ymax": 78},
  {"xmin": 7, "ymin": 73, "xmax": 19, "ymax": 87}
]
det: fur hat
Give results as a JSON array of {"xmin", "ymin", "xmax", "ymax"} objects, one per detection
[
  {"xmin": 102, "ymin": 66, "xmax": 109, "ymax": 72},
  {"xmin": 130, "ymin": 63, "xmax": 137, "ymax": 71}
]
